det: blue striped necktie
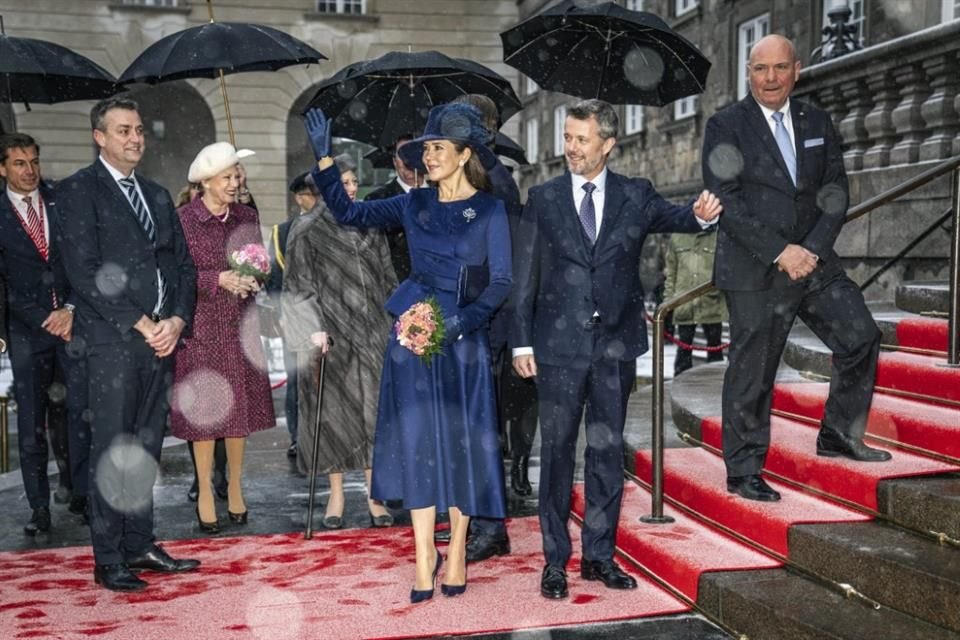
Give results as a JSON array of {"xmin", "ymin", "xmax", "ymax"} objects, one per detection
[
  {"xmin": 578, "ymin": 182, "xmax": 597, "ymax": 244},
  {"xmin": 118, "ymin": 177, "xmax": 157, "ymax": 244},
  {"xmin": 772, "ymin": 111, "xmax": 797, "ymax": 186}
]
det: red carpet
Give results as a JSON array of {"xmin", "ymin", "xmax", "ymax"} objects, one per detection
[
  {"xmin": 875, "ymin": 351, "xmax": 960, "ymax": 404},
  {"xmin": 0, "ymin": 517, "xmax": 688, "ymax": 640},
  {"xmin": 773, "ymin": 382, "xmax": 960, "ymax": 460},
  {"xmin": 633, "ymin": 448, "xmax": 870, "ymax": 556},
  {"xmin": 699, "ymin": 415, "xmax": 959, "ymax": 510},
  {"xmin": 572, "ymin": 482, "xmax": 780, "ymax": 601},
  {"xmin": 895, "ymin": 317, "xmax": 948, "ymax": 353}
]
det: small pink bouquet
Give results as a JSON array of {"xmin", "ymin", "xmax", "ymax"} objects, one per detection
[
  {"xmin": 395, "ymin": 297, "xmax": 446, "ymax": 364},
  {"xmin": 228, "ymin": 243, "xmax": 270, "ymax": 281}
]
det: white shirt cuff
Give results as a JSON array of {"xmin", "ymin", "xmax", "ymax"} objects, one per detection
[{"xmin": 512, "ymin": 347, "xmax": 534, "ymax": 358}]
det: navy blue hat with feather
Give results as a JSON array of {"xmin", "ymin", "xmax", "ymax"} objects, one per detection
[{"xmin": 397, "ymin": 102, "xmax": 497, "ymax": 173}]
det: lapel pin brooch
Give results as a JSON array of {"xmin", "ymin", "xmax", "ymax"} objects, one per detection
[{"xmin": 462, "ymin": 207, "xmax": 477, "ymax": 222}]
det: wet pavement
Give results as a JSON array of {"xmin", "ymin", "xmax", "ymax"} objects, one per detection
[{"xmin": 0, "ymin": 363, "xmax": 728, "ymax": 639}]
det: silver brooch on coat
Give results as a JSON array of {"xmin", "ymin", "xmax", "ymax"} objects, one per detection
[{"xmin": 462, "ymin": 207, "xmax": 477, "ymax": 222}]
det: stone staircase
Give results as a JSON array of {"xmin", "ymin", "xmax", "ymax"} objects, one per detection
[{"xmin": 588, "ymin": 281, "xmax": 960, "ymax": 640}]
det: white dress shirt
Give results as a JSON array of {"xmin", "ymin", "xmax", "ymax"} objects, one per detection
[
  {"xmin": 758, "ymin": 98, "xmax": 796, "ymax": 152},
  {"xmin": 7, "ymin": 186, "xmax": 49, "ymax": 241}
]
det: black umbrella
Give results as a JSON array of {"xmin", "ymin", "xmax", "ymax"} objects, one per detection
[
  {"xmin": 0, "ymin": 25, "xmax": 116, "ymax": 107},
  {"xmin": 363, "ymin": 146, "xmax": 395, "ymax": 170},
  {"xmin": 494, "ymin": 131, "xmax": 529, "ymax": 165},
  {"xmin": 118, "ymin": 2, "xmax": 325, "ymax": 145},
  {"xmin": 304, "ymin": 50, "xmax": 522, "ymax": 149},
  {"xmin": 500, "ymin": 0, "xmax": 710, "ymax": 105}
]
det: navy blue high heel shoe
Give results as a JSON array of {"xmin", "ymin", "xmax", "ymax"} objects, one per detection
[
  {"xmin": 440, "ymin": 583, "xmax": 467, "ymax": 597},
  {"xmin": 410, "ymin": 552, "xmax": 442, "ymax": 604}
]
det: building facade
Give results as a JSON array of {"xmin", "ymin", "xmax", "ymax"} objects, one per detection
[
  {"xmin": 515, "ymin": 0, "xmax": 960, "ymax": 300},
  {"xmin": 0, "ymin": 0, "xmax": 521, "ymax": 223}
]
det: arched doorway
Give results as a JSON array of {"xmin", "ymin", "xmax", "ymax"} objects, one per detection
[{"xmin": 125, "ymin": 82, "xmax": 215, "ymax": 198}]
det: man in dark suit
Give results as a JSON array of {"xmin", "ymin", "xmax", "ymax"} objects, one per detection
[
  {"xmin": 267, "ymin": 172, "xmax": 318, "ymax": 457},
  {"xmin": 57, "ymin": 97, "xmax": 200, "ymax": 591},
  {"xmin": 0, "ymin": 133, "xmax": 88, "ymax": 535},
  {"xmin": 364, "ymin": 134, "xmax": 424, "ymax": 282},
  {"xmin": 702, "ymin": 35, "xmax": 887, "ymax": 504},
  {"xmin": 512, "ymin": 99, "xmax": 721, "ymax": 599}
]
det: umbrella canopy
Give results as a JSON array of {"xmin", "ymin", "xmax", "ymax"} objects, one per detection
[
  {"xmin": 500, "ymin": 0, "xmax": 710, "ymax": 105},
  {"xmin": 364, "ymin": 146, "xmax": 395, "ymax": 170},
  {"xmin": 118, "ymin": 18, "xmax": 325, "ymax": 145},
  {"xmin": 118, "ymin": 22, "xmax": 325, "ymax": 84},
  {"xmin": 494, "ymin": 131, "xmax": 529, "ymax": 165},
  {"xmin": 304, "ymin": 50, "xmax": 522, "ymax": 149},
  {"xmin": 0, "ymin": 34, "xmax": 117, "ymax": 106}
]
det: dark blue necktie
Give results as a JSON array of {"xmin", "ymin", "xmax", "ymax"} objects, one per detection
[
  {"xmin": 772, "ymin": 111, "xmax": 797, "ymax": 186},
  {"xmin": 119, "ymin": 177, "xmax": 157, "ymax": 244},
  {"xmin": 578, "ymin": 182, "xmax": 597, "ymax": 244}
]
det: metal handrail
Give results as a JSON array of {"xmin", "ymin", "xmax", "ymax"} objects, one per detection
[{"xmin": 643, "ymin": 153, "xmax": 960, "ymax": 521}]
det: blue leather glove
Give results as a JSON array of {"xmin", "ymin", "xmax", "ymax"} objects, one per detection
[{"xmin": 304, "ymin": 108, "xmax": 332, "ymax": 160}]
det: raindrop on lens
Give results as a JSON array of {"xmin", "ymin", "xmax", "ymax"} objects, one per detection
[
  {"xmin": 95, "ymin": 262, "xmax": 128, "ymax": 298},
  {"xmin": 623, "ymin": 47, "xmax": 664, "ymax": 90},
  {"xmin": 707, "ymin": 144, "xmax": 744, "ymax": 181},
  {"xmin": 347, "ymin": 100, "xmax": 368, "ymax": 122},
  {"xmin": 94, "ymin": 435, "xmax": 158, "ymax": 514}
]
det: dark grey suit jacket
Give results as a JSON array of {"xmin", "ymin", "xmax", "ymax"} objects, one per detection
[
  {"xmin": 511, "ymin": 169, "xmax": 700, "ymax": 366},
  {"xmin": 703, "ymin": 95, "xmax": 848, "ymax": 291},
  {"xmin": 55, "ymin": 160, "xmax": 196, "ymax": 345}
]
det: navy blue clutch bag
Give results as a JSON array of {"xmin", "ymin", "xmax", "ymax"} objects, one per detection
[{"xmin": 456, "ymin": 262, "xmax": 489, "ymax": 307}]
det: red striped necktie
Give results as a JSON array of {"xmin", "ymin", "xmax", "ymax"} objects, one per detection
[{"xmin": 21, "ymin": 195, "xmax": 49, "ymax": 261}]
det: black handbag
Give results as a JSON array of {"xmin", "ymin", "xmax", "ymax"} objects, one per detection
[{"xmin": 456, "ymin": 261, "xmax": 489, "ymax": 307}]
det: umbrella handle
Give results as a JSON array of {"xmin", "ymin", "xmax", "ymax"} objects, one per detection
[{"xmin": 304, "ymin": 338, "xmax": 333, "ymax": 540}]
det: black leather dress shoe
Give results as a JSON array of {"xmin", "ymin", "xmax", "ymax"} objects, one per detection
[
  {"xmin": 580, "ymin": 560, "xmax": 638, "ymax": 590},
  {"xmin": 287, "ymin": 443, "xmax": 298, "ymax": 459},
  {"xmin": 94, "ymin": 564, "xmax": 147, "ymax": 592},
  {"xmin": 466, "ymin": 532, "xmax": 511, "ymax": 563},
  {"xmin": 68, "ymin": 495, "xmax": 88, "ymax": 516},
  {"xmin": 23, "ymin": 506, "xmax": 51, "ymax": 536},
  {"xmin": 541, "ymin": 564, "xmax": 568, "ymax": 599},
  {"xmin": 727, "ymin": 475, "xmax": 781, "ymax": 502},
  {"xmin": 817, "ymin": 430, "xmax": 892, "ymax": 462},
  {"xmin": 126, "ymin": 545, "xmax": 200, "ymax": 573}
]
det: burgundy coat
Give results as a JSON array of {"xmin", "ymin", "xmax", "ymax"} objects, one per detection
[{"xmin": 170, "ymin": 198, "xmax": 275, "ymax": 441}]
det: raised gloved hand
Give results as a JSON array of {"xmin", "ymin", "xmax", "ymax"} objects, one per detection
[{"xmin": 304, "ymin": 108, "xmax": 332, "ymax": 160}]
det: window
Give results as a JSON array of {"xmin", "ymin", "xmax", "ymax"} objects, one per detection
[
  {"xmin": 316, "ymin": 0, "xmax": 365, "ymax": 14},
  {"xmin": 526, "ymin": 118, "xmax": 539, "ymax": 163},
  {"xmin": 625, "ymin": 105, "xmax": 644, "ymax": 135},
  {"xmin": 822, "ymin": 0, "xmax": 865, "ymax": 46},
  {"xmin": 122, "ymin": 0, "xmax": 179, "ymax": 6},
  {"xmin": 944, "ymin": 0, "xmax": 960, "ymax": 22},
  {"xmin": 553, "ymin": 105, "xmax": 567, "ymax": 157},
  {"xmin": 737, "ymin": 14, "xmax": 770, "ymax": 100},
  {"xmin": 674, "ymin": 96, "xmax": 697, "ymax": 120},
  {"xmin": 675, "ymin": 0, "xmax": 699, "ymax": 17},
  {"xmin": 625, "ymin": 0, "xmax": 645, "ymax": 10},
  {"xmin": 525, "ymin": 76, "xmax": 538, "ymax": 96}
]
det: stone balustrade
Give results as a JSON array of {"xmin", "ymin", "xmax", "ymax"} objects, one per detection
[{"xmin": 796, "ymin": 20, "xmax": 960, "ymax": 171}]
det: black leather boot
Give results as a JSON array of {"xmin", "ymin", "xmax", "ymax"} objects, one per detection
[{"xmin": 510, "ymin": 456, "xmax": 532, "ymax": 496}]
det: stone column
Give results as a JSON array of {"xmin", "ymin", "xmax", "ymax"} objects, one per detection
[
  {"xmin": 919, "ymin": 52, "xmax": 960, "ymax": 162},
  {"xmin": 890, "ymin": 63, "xmax": 931, "ymax": 165},
  {"xmin": 862, "ymin": 70, "xmax": 899, "ymax": 169},
  {"xmin": 838, "ymin": 78, "xmax": 871, "ymax": 171}
]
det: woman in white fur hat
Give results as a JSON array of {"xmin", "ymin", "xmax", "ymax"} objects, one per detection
[{"xmin": 170, "ymin": 142, "xmax": 275, "ymax": 534}]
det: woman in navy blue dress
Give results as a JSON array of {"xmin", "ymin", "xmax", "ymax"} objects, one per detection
[{"xmin": 305, "ymin": 103, "xmax": 511, "ymax": 603}]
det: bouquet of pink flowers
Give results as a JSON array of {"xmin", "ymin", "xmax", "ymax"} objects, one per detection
[
  {"xmin": 228, "ymin": 243, "xmax": 271, "ymax": 281},
  {"xmin": 395, "ymin": 297, "xmax": 446, "ymax": 364}
]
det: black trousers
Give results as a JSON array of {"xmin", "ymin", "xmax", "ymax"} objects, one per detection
[
  {"xmin": 9, "ymin": 337, "xmax": 87, "ymax": 508},
  {"xmin": 537, "ymin": 356, "xmax": 634, "ymax": 568},
  {"xmin": 86, "ymin": 338, "xmax": 171, "ymax": 565},
  {"xmin": 721, "ymin": 271, "xmax": 880, "ymax": 478},
  {"xmin": 674, "ymin": 323, "xmax": 724, "ymax": 376},
  {"xmin": 470, "ymin": 348, "xmax": 540, "ymax": 538}
]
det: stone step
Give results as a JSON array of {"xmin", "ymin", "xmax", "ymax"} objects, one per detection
[
  {"xmin": 788, "ymin": 521, "xmax": 960, "ymax": 633},
  {"xmin": 896, "ymin": 280, "xmax": 950, "ymax": 315},
  {"xmin": 669, "ymin": 365, "xmax": 960, "ymax": 540},
  {"xmin": 698, "ymin": 569, "xmax": 957, "ymax": 640}
]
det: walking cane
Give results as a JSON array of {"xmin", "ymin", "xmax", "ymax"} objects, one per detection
[{"xmin": 304, "ymin": 337, "xmax": 332, "ymax": 540}]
